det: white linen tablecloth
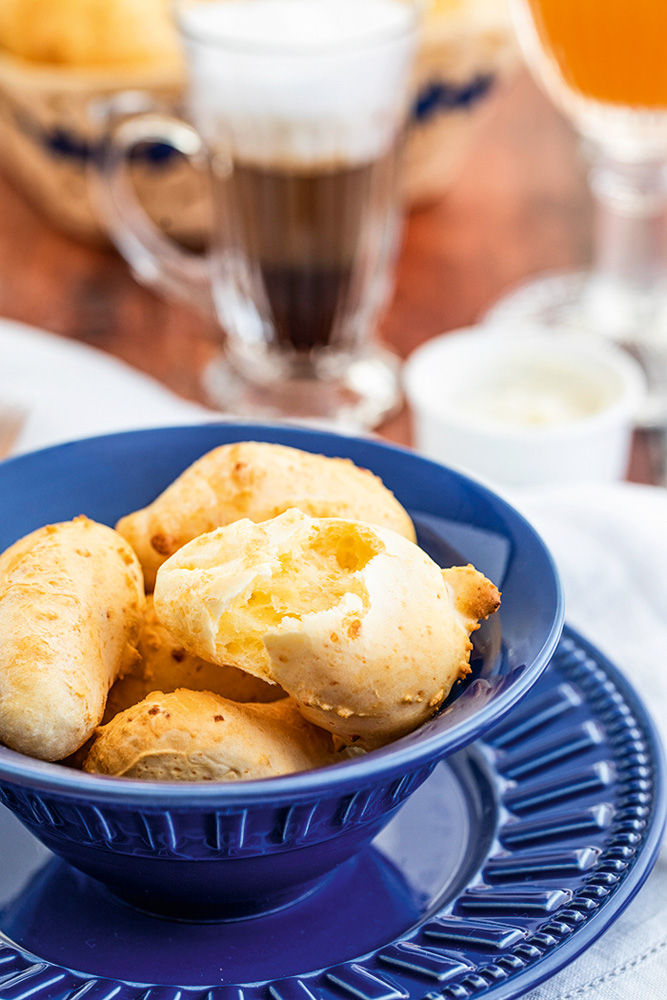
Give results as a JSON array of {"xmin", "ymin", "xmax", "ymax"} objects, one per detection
[
  {"xmin": 514, "ymin": 484, "xmax": 667, "ymax": 998},
  {"xmin": 1, "ymin": 318, "xmax": 666, "ymax": 996}
]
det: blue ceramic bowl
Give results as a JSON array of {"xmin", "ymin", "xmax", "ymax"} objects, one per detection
[{"xmin": 0, "ymin": 424, "xmax": 563, "ymax": 920}]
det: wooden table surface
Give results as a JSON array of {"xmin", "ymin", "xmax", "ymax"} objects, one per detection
[{"xmin": 0, "ymin": 68, "xmax": 655, "ymax": 482}]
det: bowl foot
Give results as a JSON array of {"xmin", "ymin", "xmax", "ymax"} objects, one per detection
[
  {"xmin": 0, "ymin": 756, "xmax": 487, "ymax": 982},
  {"xmin": 105, "ymin": 868, "xmax": 335, "ymax": 922}
]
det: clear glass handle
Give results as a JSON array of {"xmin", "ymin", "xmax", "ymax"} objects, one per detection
[{"xmin": 93, "ymin": 98, "xmax": 215, "ymax": 317}]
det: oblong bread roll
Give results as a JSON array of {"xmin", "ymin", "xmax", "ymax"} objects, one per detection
[
  {"xmin": 105, "ymin": 594, "xmax": 283, "ymax": 722},
  {"xmin": 85, "ymin": 689, "xmax": 348, "ymax": 781},
  {"xmin": 116, "ymin": 441, "xmax": 416, "ymax": 590},
  {"xmin": 154, "ymin": 509, "xmax": 500, "ymax": 748},
  {"xmin": 0, "ymin": 516, "xmax": 144, "ymax": 761}
]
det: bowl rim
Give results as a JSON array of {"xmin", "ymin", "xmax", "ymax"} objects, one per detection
[{"xmin": 0, "ymin": 422, "xmax": 565, "ymax": 805}]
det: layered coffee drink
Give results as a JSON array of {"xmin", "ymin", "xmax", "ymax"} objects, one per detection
[
  {"xmin": 180, "ymin": 0, "xmax": 416, "ymax": 367},
  {"xmin": 214, "ymin": 151, "xmax": 397, "ymax": 353}
]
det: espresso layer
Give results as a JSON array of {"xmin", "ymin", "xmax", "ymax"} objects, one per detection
[{"xmin": 213, "ymin": 152, "xmax": 396, "ymax": 351}]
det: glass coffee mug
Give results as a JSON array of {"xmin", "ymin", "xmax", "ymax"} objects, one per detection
[{"xmin": 96, "ymin": 0, "xmax": 422, "ymax": 428}]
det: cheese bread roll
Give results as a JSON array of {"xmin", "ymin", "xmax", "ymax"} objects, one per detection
[
  {"xmin": 154, "ymin": 509, "xmax": 500, "ymax": 748},
  {"xmin": 0, "ymin": 0, "xmax": 180, "ymax": 68},
  {"xmin": 85, "ymin": 689, "xmax": 348, "ymax": 781},
  {"xmin": 105, "ymin": 594, "xmax": 283, "ymax": 721},
  {"xmin": 116, "ymin": 441, "xmax": 416, "ymax": 590},
  {"xmin": 0, "ymin": 516, "xmax": 144, "ymax": 761}
]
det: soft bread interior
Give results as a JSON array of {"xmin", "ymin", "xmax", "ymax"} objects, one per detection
[
  {"xmin": 154, "ymin": 509, "xmax": 501, "ymax": 748},
  {"xmin": 213, "ymin": 520, "xmax": 381, "ymax": 670}
]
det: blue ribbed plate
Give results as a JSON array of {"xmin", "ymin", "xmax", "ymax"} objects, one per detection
[{"xmin": 0, "ymin": 626, "xmax": 664, "ymax": 1000}]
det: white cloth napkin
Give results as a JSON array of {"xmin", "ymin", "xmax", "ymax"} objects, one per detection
[
  {"xmin": 0, "ymin": 318, "xmax": 212, "ymax": 455},
  {"xmin": 510, "ymin": 484, "xmax": 667, "ymax": 997},
  {"xmin": 1, "ymin": 319, "xmax": 666, "ymax": 995}
]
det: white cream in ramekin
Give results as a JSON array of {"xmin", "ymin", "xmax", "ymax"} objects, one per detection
[{"xmin": 403, "ymin": 326, "xmax": 647, "ymax": 488}]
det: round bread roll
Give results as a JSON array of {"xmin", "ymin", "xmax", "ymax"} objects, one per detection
[
  {"xmin": 105, "ymin": 594, "xmax": 283, "ymax": 722},
  {"xmin": 0, "ymin": 516, "xmax": 144, "ymax": 761},
  {"xmin": 85, "ymin": 689, "xmax": 349, "ymax": 781},
  {"xmin": 0, "ymin": 0, "xmax": 180, "ymax": 67},
  {"xmin": 115, "ymin": 441, "xmax": 416, "ymax": 591},
  {"xmin": 153, "ymin": 509, "xmax": 500, "ymax": 748}
]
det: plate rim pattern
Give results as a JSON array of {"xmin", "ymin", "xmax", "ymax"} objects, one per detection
[{"xmin": 0, "ymin": 624, "xmax": 664, "ymax": 1000}]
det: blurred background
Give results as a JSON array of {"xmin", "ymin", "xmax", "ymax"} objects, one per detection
[{"xmin": 0, "ymin": 0, "xmax": 656, "ymax": 481}]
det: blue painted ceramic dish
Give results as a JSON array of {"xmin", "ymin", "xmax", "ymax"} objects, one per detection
[
  {"xmin": 0, "ymin": 626, "xmax": 664, "ymax": 1000},
  {"xmin": 0, "ymin": 424, "xmax": 564, "ymax": 919}
]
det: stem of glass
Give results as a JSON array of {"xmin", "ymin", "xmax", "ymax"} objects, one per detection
[
  {"xmin": 581, "ymin": 145, "xmax": 667, "ymax": 426},
  {"xmin": 583, "ymin": 147, "xmax": 667, "ymax": 337}
]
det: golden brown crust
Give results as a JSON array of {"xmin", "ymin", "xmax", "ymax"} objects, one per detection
[
  {"xmin": 116, "ymin": 441, "xmax": 416, "ymax": 590},
  {"xmin": 441, "ymin": 564, "xmax": 501, "ymax": 627},
  {"xmin": 0, "ymin": 516, "xmax": 145, "ymax": 760},
  {"xmin": 85, "ymin": 689, "xmax": 350, "ymax": 781},
  {"xmin": 104, "ymin": 595, "xmax": 283, "ymax": 721}
]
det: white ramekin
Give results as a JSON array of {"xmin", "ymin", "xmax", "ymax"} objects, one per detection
[{"xmin": 403, "ymin": 326, "xmax": 647, "ymax": 489}]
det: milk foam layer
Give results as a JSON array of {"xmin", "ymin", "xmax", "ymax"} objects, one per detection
[
  {"xmin": 179, "ymin": 0, "xmax": 418, "ymax": 167},
  {"xmin": 182, "ymin": 0, "xmax": 413, "ymax": 48}
]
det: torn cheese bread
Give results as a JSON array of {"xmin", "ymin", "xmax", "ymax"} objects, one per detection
[
  {"xmin": 105, "ymin": 593, "xmax": 283, "ymax": 722},
  {"xmin": 153, "ymin": 509, "xmax": 500, "ymax": 748},
  {"xmin": 116, "ymin": 441, "xmax": 416, "ymax": 590}
]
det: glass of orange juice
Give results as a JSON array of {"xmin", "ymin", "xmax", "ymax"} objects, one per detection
[{"xmin": 486, "ymin": 0, "xmax": 667, "ymax": 425}]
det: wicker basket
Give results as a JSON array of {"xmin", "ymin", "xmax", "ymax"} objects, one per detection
[
  {"xmin": 0, "ymin": 0, "xmax": 517, "ymax": 244},
  {"xmin": 405, "ymin": 0, "xmax": 518, "ymax": 205},
  {"xmin": 0, "ymin": 52, "xmax": 208, "ymax": 245}
]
